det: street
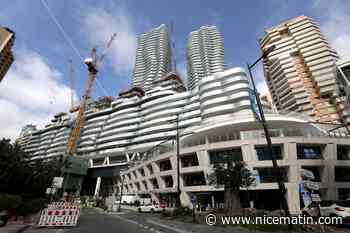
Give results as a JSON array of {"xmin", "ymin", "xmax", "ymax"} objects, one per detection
[
  {"xmin": 65, "ymin": 208, "xmax": 156, "ymax": 233},
  {"xmin": 21, "ymin": 208, "xmax": 240, "ymax": 233},
  {"xmin": 23, "ymin": 208, "xmax": 193, "ymax": 233}
]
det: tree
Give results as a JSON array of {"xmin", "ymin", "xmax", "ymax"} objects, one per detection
[
  {"xmin": 207, "ymin": 156, "xmax": 254, "ymax": 215},
  {"xmin": 0, "ymin": 138, "xmax": 63, "ymax": 197}
]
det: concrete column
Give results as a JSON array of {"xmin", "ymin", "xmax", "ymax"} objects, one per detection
[
  {"xmin": 287, "ymin": 183, "xmax": 300, "ymax": 214},
  {"xmin": 151, "ymin": 193, "xmax": 160, "ymax": 204},
  {"xmin": 170, "ymin": 154, "xmax": 177, "ymax": 170},
  {"xmin": 197, "ymin": 150, "xmax": 209, "ymax": 166},
  {"xmin": 241, "ymin": 144, "xmax": 254, "ymax": 162},
  {"xmin": 180, "ymin": 191, "xmax": 191, "ymax": 207},
  {"xmin": 94, "ymin": 177, "xmax": 101, "ymax": 197},
  {"xmin": 152, "ymin": 162, "xmax": 160, "ymax": 173},
  {"xmin": 289, "ymin": 164, "xmax": 300, "ymax": 183},
  {"xmin": 325, "ymin": 143, "xmax": 337, "ymax": 200},
  {"xmin": 286, "ymin": 142, "xmax": 297, "ymax": 161}
]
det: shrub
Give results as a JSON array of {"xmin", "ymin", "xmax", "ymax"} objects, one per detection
[
  {"xmin": 161, "ymin": 210, "xmax": 172, "ymax": 218},
  {"xmin": 0, "ymin": 194, "xmax": 22, "ymax": 211},
  {"xmin": 16, "ymin": 198, "xmax": 47, "ymax": 216},
  {"xmin": 172, "ymin": 206, "xmax": 192, "ymax": 217}
]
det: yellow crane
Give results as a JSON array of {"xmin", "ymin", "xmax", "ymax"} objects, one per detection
[{"xmin": 67, "ymin": 33, "xmax": 116, "ymax": 155}]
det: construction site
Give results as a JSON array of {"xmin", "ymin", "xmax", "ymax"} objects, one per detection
[{"xmin": 16, "ymin": 17, "xmax": 350, "ymax": 211}]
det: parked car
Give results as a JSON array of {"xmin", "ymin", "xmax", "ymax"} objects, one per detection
[
  {"xmin": 138, "ymin": 204, "xmax": 162, "ymax": 213},
  {"xmin": 303, "ymin": 200, "xmax": 350, "ymax": 221},
  {"xmin": 0, "ymin": 210, "xmax": 8, "ymax": 227},
  {"xmin": 320, "ymin": 200, "xmax": 350, "ymax": 219}
]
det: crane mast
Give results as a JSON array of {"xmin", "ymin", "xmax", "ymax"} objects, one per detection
[{"xmin": 67, "ymin": 34, "xmax": 116, "ymax": 155}]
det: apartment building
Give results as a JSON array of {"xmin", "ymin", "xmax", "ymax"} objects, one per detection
[
  {"xmin": 259, "ymin": 16, "xmax": 347, "ymax": 124},
  {"xmin": 187, "ymin": 25, "xmax": 225, "ymax": 90},
  {"xmin": 18, "ymin": 68, "xmax": 252, "ymax": 164},
  {"xmin": 118, "ymin": 113, "xmax": 350, "ymax": 214},
  {"xmin": 0, "ymin": 26, "xmax": 15, "ymax": 82},
  {"xmin": 132, "ymin": 24, "xmax": 172, "ymax": 91}
]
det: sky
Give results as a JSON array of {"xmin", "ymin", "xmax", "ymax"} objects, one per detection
[{"xmin": 0, "ymin": 0, "xmax": 350, "ymax": 140}]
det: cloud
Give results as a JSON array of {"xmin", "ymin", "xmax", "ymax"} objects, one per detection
[
  {"xmin": 252, "ymin": 62, "xmax": 269, "ymax": 95},
  {"xmin": 177, "ymin": 61, "xmax": 187, "ymax": 84},
  {"xmin": 312, "ymin": 0, "xmax": 350, "ymax": 56},
  {"xmin": 82, "ymin": 8, "xmax": 137, "ymax": 75},
  {"xmin": 0, "ymin": 49, "xmax": 77, "ymax": 140}
]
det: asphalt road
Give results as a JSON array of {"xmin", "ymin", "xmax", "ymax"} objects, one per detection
[{"xmin": 65, "ymin": 208, "xmax": 157, "ymax": 233}]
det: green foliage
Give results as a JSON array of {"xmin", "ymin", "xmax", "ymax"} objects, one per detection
[
  {"xmin": 172, "ymin": 206, "xmax": 192, "ymax": 217},
  {"xmin": 161, "ymin": 210, "xmax": 172, "ymax": 218},
  {"xmin": 207, "ymin": 158, "xmax": 254, "ymax": 190},
  {"xmin": 16, "ymin": 198, "xmax": 47, "ymax": 216},
  {"xmin": 0, "ymin": 138, "xmax": 63, "ymax": 197},
  {"xmin": 0, "ymin": 194, "xmax": 22, "ymax": 210},
  {"xmin": 0, "ymin": 194, "xmax": 47, "ymax": 216}
]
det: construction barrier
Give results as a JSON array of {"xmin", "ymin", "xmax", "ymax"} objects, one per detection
[
  {"xmin": 47, "ymin": 202, "xmax": 79, "ymax": 209},
  {"xmin": 38, "ymin": 202, "xmax": 80, "ymax": 227}
]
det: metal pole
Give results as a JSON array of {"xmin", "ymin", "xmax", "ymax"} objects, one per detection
[
  {"xmin": 247, "ymin": 63, "xmax": 292, "ymax": 228},
  {"xmin": 118, "ymin": 175, "xmax": 125, "ymax": 212},
  {"xmin": 176, "ymin": 114, "xmax": 181, "ymax": 207}
]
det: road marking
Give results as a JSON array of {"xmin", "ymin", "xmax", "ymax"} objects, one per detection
[
  {"xmin": 56, "ymin": 229, "xmax": 66, "ymax": 233},
  {"xmin": 110, "ymin": 214, "xmax": 165, "ymax": 233},
  {"xmin": 147, "ymin": 219, "xmax": 192, "ymax": 233}
]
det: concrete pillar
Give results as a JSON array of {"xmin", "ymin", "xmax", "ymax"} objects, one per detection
[
  {"xmin": 197, "ymin": 150, "xmax": 209, "ymax": 166},
  {"xmin": 94, "ymin": 177, "xmax": 101, "ymax": 197},
  {"xmin": 211, "ymin": 195, "xmax": 215, "ymax": 208},
  {"xmin": 287, "ymin": 183, "xmax": 300, "ymax": 214},
  {"xmin": 325, "ymin": 143, "xmax": 337, "ymax": 200},
  {"xmin": 241, "ymin": 144, "xmax": 254, "ymax": 162},
  {"xmin": 286, "ymin": 142, "xmax": 297, "ymax": 161},
  {"xmin": 180, "ymin": 191, "xmax": 191, "ymax": 207},
  {"xmin": 170, "ymin": 154, "xmax": 177, "ymax": 170},
  {"xmin": 151, "ymin": 193, "xmax": 160, "ymax": 204}
]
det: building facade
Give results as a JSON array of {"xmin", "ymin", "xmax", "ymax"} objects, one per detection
[
  {"xmin": 337, "ymin": 55, "xmax": 350, "ymax": 106},
  {"xmin": 132, "ymin": 24, "xmax": 172, "ymax": 91},
  {"xmin": 0, "ymin": 26, "xmax": 15, "ymax": 82},
  {"xmin": 259, "ymin": 16, "xmax": 348, "ymax": 124},
  {"xmin": 117, "ymin": 113, "xmax": 350, "ymax": 214},
  {"xmin": 187, "ymin": 25, "xmax": 225, "ymax": 90},
  {"xmin": 18, "ymin": 68, "xmax": 252, "ymax": 164}
]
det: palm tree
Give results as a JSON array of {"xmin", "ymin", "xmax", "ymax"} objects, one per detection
[{"xmin": 207, "ymin": 156, "xmax": 254, "ymax": 215}]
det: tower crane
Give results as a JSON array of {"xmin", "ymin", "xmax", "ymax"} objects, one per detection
[{"xmin": 67, "ymin": 33, "xmax": 117, "ymax": 155}]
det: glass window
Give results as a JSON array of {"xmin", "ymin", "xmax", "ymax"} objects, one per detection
[
  {"xmin": 335, "ymin": 167, "xmax": 350, "ymax": 182},
  {"xmin": 158, "ymin": 159, "xmax": 172, "ymax": 171},
  {"xmin": 255, "ymin": 145, "xmax": 283, "ymax": 160},
  {"xmin": 147, "ymin": 165, "xmax": 153, "ymax": 174},
  {"xmin": 181, "ymin": 153, "xmax": 199, "ymax": 168},
  {"xmin": 337, "ymin": 145, "xmax": 350, "ymax": 160},
  {"xmin": 209, "ymin": 148, "xmax": 242, "ymax": 164},
  {"xmin": 297, "ymin": 145, "xmax": 323, "ymax": 159},
  {"xmin": 256, "ymin": 167, "xmax": 288, "ymax": 183},
  {"xmin": 162, "ymin": 175, "xmax": 174, "ymax": 188},
  {"xmin": 182, "ymin": 172, "xmax": 206, "ymax": 186}
]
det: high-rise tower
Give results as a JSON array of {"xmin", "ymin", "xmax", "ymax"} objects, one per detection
[
  {"xmin": 186, "ymin": 25, "xmax": 225, "ymax": 90},
  {"xmin": 132, "ymin": 24, "xmax": 172, "ymax": 91},
  {"xmin": 0, "ymin": 26, "xmax": 15, "ymax": 82},
  {"xmin": 259, "ymin": 16, "xmax": 347, "ymax": 124}
]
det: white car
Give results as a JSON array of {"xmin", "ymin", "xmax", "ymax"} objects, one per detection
[
  {"xmin": 320, "ymin": 200, "xmax": 350, "ymax": 219},
  {"xmin": 138, "ymin": 204, "xmax": 162, "ymax": 213}
]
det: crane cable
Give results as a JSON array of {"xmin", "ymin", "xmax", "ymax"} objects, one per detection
[{"xmin": 40, "ymin": 0, "xmax": 110, "ymax": 97}]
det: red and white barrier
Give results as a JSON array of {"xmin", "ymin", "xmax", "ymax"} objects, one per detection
[
  {"xmin": 38, "ymin": 203, "xmax": 80, "ymax": 227},
  {"xmin": 47, "ymin": 202, "xmax": 79, "ymax": 210}
]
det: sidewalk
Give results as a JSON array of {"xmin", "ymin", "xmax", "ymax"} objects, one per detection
[{"xmin": 0, "ymin": 222, "xmax": 31, "ymax": 233}]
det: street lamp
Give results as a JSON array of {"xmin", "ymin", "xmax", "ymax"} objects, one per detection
[
  {"xmin": 175, "ymin": 114, "xmax": 181, "ymax": 208},
  {"xmin": 247, "ymin": 45, "xmax": 292, "ymax": 227}
]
